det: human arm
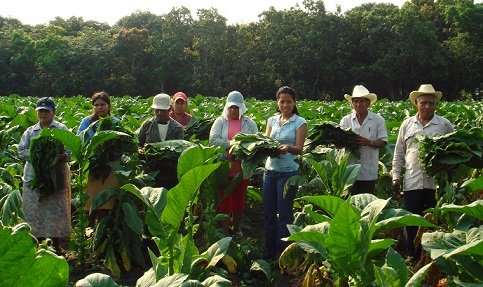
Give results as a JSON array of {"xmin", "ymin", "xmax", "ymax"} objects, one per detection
[
  {"xmin": 279, "ymin": 123, "xmax": 307, "ymax": 155},
  {"xmin": 138, "ymin": 121, "xmax": 148, "ymax": 147},
  {"xmin": 209, "ymin": 117, "xmax": 230, "ymax": 149},
  {"xmin": 391, "ymin": 122, "xmax": 407, "ymax": 194},
  {"xmin": 18, "ymin": 128, "xmax": 32, "ymax": 162},
  {"xmin": 355, "ymin": 137, "xmax": 387, "ymax": 148},
  {"xmin": 77, "ymin": 117, "xmax": 90, "ymax": 135}
]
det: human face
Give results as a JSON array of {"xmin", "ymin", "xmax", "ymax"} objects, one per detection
[
  {"xmin": 93, "ymin": 98, "xmax": 110, "ymax": 118},
  {"xmin": 416, "ymin": 94, "xmax": 436, "ymax": 121},
  {"xmin": 228, "ymin": 105, "xmax": 240, "ymax": 120},
  {"xmin": 173, "ymin": 99, "xmax": 187, "ymax": 114},
  {"xmin": 351, "ymin": 98, "xmax": 370, "ymax": 115},
  {"xmin": 277, "ymin": 92, "xmax": 296, "ymax": 117},
  {"xmin": 154, "ymin": 109, "xmax": 170, "ymax": 123},
  {"xmin": 37, "ymin": 109, "xmax": 55, "ymax": 127}
]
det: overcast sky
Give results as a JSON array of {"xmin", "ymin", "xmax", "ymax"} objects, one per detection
[{"xmin": 0, "ymin": 0, "xmax": 417, "ymax": 26}]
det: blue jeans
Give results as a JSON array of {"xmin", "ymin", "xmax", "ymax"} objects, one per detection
[{"xmin": 262, "ymin": 170, "xmax": 298, "ymax": 258}]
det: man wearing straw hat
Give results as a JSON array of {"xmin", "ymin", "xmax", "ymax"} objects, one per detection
[
  {"xmin": 340, "ymin": 85, "xmax": 388, "ymax": 195},
  {"xmin": 391, "ymin": 84, "xmax": 453, "ymax": 259}
]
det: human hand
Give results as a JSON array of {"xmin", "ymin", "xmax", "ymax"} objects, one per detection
[
  {"xmin": 355, "ymin": 136, "xmax": 370, "ymax": 147},
  {"xmin": 278, "ymin": 145, "xmax": 289, "ymax": 154},
  {"xmin": 391, "ymin": 179, "xmax": 403, "ymax": 199}
]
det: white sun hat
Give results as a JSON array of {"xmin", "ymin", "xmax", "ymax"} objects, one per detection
[
  {"xmin": 223, "ymin": 91, "xmax": 247, "ymax": 119},
  {"xmin": 409, "ymin": 84, "xmax": 442, "ymax": 106},
  {"xmin": 151, "ymin": 93, "xmax": 171, "ymax": 110},
  {"xmin": 344, "ymin": 85, "xmax": 377, "ymax": 105}
]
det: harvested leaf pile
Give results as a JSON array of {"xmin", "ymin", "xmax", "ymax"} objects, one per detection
[
  {"xmin": 88, "ymin": 117, "xmax": 137, "ymax": 181},
  {"xmin": 185, "ymin": 118, "xmax": 214, "ymax": 140},
  {"xmin": 306, "ymin": 122, "xmax": 360, "ymax": 158},
  {"xmin": 30, "ymin": 132, "xmax": 65, "ymax": 199},
  {"xmin": 229, "ymin": 132, "xmax": 280, "ymax": 176},
  {"xmin": 143, "ymin": 140, "xmax": 196, "ymax": 171},
  {"xmin": 419, "ymin": 127, "xmax": 483, "ymax": 177}
]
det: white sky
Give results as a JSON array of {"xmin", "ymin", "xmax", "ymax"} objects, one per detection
[{"xmin": 0, "ymin": 0, "xmax": 415, "ymax": 26}]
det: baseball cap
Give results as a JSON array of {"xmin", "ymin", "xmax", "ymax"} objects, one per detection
[
  {"xmin": 36, "ymin": 97, "xmax": 56, "ymax": 111},
  {"xmin": 151, "ymin": 93, "xmax": 171, "ymax": 110},
  {"xmin": 172, "ymin": 92, "xmax": 188, "ymax": 103}
]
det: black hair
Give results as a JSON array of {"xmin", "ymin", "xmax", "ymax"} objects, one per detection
[
  {"xmin": 90, "ymin": 91, "xmax": 111, "ymax": 121},
  {"xmin": 275, "ymin": 86, "xmax": 299, "ymax": 115}
]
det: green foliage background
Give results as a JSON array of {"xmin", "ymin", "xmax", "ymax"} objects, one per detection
[{"xmin": 0, "ymin": 0, "xmax": 481, "ymax": 100}]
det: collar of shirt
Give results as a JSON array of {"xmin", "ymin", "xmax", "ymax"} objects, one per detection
[
  {"xmin": 33, "ymin": 121, "xmax": 59, "ymax": 131},
  {"xmin": 350, "ymin": 111, "xmax": 374, "ymax": 121},
  {"xmin": 413, "ymin": 113, "xmax": 440, "ymax": 127}
]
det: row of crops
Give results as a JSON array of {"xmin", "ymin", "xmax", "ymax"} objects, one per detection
[{"xmin": 0, "ymin": 95, "xmax": 482, "ymax": 287}]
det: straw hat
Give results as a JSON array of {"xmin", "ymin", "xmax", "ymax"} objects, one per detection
[
  {"xmin": 344, "ymin": 85, "xmax": 377, "ymax": 105},
  {"xmin": 409, "ymin": 84, "xmax": 442, "ymax": 106}
]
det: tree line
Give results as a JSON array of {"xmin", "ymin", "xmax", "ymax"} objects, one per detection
[{"xmin": 0, "ymin": 0, "xmax": 481, "ymax": 101}]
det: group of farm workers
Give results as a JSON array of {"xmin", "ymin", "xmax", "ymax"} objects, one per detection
[{"xmin": 18, "ymin": 83, "xmax": 452, "ymax": 262}]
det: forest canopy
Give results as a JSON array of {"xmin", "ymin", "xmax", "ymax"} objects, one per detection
[{"xmin": 0, "ymin": 0, "xmax": 481, "ymax": 101}]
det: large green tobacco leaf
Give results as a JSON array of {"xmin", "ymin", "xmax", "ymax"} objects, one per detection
[
  {"xmin": 406, "ymin": 262, "xmax": 434, "ymax": 287},
  {"xmin": 162, "ymin": 162, "xmax": 221, "ymax": 228},
  {"xmin": 75, "ymin": 273, "xmax": 120, "ymax": 287},
  {"xmin": 0, "ymin": 189, "xmax": 24, "ymax": 226},
  {"xmin": 298, "ymin": 195, "xmax": 348, "ymax": 218},
  {"xmin": 0, "ymin": 223, "xmax": 69, "ymax": 287},
  {"xmin": 375, "ymin": 209, "xmax": 436, "ymax": 234},
  {"xmin": 122, "ymin": 185, "xmax": 168, "ymax": 239},
  {"xmin": 432, "ymin": 200, "xmax": 483, "ymax": 221},
  {"xmin": 49, "ymin": 128, "xmax": 82, "ymax": 160},
  {"xmin": 199, "ymin": 237, "xmax": 232, "ymax": 268},
  {"xmin": 325, "ymin": 200, "xmax": 362, "ymax": 277},
  {"xmin": 176, "ymin": 145, "xmax": 222, "ymax": 179},
  {"xmin": 374, "ymin": 248, "xmax": 408, "ymax": 287}
]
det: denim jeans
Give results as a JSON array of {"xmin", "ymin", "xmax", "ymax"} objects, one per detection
[{"xmin": 262, "ymin": 170, "xmax": 298, "ymax": 258}]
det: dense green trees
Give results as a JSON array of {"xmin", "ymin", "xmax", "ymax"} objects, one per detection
[{"xmin": 0, "ymin": 0, "xmax": 481, "ymax": 100}]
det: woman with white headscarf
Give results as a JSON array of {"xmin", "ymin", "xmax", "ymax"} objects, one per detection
[{"xmin": 209, "ymin": 91, "xmax": 258, "ymax": 236}]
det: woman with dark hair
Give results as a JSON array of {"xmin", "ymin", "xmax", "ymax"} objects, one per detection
[
  {"xmin": 77, "ymin": 91, "xmax": 119, "ymax": 139},
  {"xmin": 77, "ymin": 91, "xmax": 120, "ymax": 224},
  {"xmin": 262, "ymin": 86, "xmax": 307, "ymax": 259}
]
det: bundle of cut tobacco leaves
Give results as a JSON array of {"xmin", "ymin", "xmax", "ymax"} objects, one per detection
[
  {"xmin": 143, "ymin": 140, "xmax": 196, "ymax": 171},
  {"xmin": 88, "ymin": 116, "xmax": 137, "ymax": 181},
  {"xmin": 419, "ymin": 127, "xmax": 483, "ymax": 178},
  {"xmin": 30, "ymin": 132, "xmax": 65, "ymax": 199},
  {"xmin": 306, "ymin": 122, "xmax": 360, "ymax": 158},
  {"xmin": 229, "ymin": 132, "xmax": 280, "ymax": 176},
  {"xmin": 184, "ymin": 118, "xmax": 214, "ymax": 140}
]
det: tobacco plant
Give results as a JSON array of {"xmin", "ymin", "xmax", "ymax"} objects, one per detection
[{"xmin": 283, "ymin": 194, "xmax": 435, "ymax": 286}]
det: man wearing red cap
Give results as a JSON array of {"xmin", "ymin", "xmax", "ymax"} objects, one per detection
[{"xmin": 169, "ymin": 92, "xmax": 197, "ymax": 127}]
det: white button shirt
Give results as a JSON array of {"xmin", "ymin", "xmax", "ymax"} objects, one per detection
[
  {"xmin": 392, "ymin": 113, "xmax": 453, "ymax": 191},
  {"xmin": 340, "ymin": 111, "xmax": 388, "ymax": 180}
]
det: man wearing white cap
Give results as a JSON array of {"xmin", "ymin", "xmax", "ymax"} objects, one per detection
[
  {"xmin": 138, "ymin": 93, "xmax": 184, "ymax": 189},
  {"xmin": 392, "ymin": 84, "xmax": 453, "ymax": 259},
  {"xmin": 138, "ymin": 93, "xmax": 184, "ymax": 147},
  {"xmin": 340, "ymin": 85, "xmax": 388, "ymax": 195}
]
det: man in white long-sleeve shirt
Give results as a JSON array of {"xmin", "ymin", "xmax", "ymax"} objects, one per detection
[{"xmin": 391, "ymin": 84, "xmax": 454, "ymax": 259}]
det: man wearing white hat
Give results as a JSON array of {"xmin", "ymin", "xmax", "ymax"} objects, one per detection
[
  {"xmin": 138, "ymin": 93, "xmax": 184, "ymax": 146},
  {"xmin": 340, "ymin": 85, "xmax": 388, "ymax": 195},
  {"xmin": 392, "ymin": 84, "xmax": 453, "ymax": 259},
  {"xmin": 138, "ymin": 93, "xmax": 184, "ymax": 189}
]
